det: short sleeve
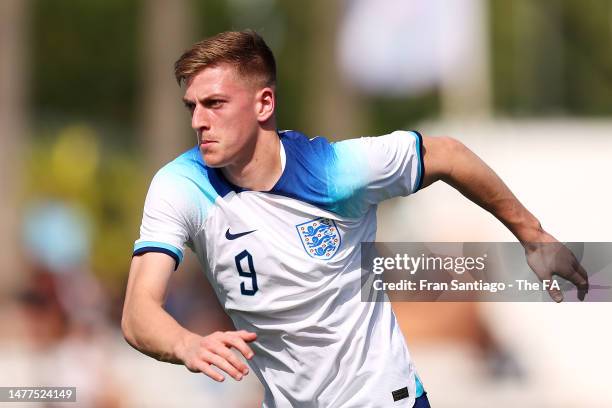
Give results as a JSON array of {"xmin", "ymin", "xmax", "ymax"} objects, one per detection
[
  {"xmin": 133, "ymin": 170, "xmax": 195, "ymax": 270},
  {"xmin": 330, "ymin": 130, "xmax": 424, "ymax": 211},
  {"xmin": 361, "ymin": 130, "xmax": 424, "ymax": 202}
]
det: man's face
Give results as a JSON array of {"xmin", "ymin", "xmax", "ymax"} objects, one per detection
[{"xmin": 183, "ymin": 64, "xmax": 261, "ymax": 168}]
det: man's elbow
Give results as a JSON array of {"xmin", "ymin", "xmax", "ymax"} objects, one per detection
[
  {"xmin": 422, "ymin": 135, "xmax": 467, "ymax": 186},
  {"xmin": 121, "ymin": 305, "xmax": 138, "ymax": 348},
  {"xmin": 440, "ymin": 136, "xmax": 469, "ymax": 176},
  {"xmin": 441, "ymin": 136, "xmax": 465, "ymax": 151}
]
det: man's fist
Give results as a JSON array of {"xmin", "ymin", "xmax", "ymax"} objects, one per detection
[{"xmin": 176, "ymin": 330, "xmax": 257, "ymax": 382}]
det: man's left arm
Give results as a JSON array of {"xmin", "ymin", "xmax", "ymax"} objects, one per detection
[{"xmin": 420, "ymin": 135, "xmax": 589, "ymax": 302}]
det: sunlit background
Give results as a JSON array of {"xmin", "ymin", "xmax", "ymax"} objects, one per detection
[{"xmin": 1, "ymin": 0, "xmax": 611, "ymax": 407}]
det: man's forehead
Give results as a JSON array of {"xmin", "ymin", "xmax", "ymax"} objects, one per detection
[{"xmin": 184, "ymin": 64, "xmax": 247, "ymax": 98}]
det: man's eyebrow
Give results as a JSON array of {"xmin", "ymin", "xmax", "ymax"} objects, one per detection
[
  {"xmin": 182, "ymin": 94, "xmax": 227, "ymax": 106},
  {"xmin": 199, "ymin": 93, "xmax": 228, "ymax": 102}
]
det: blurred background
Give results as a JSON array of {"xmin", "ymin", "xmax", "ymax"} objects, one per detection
[{"xmin": 0, "ymin": 0, "xmax": 611, "ymax": 406}]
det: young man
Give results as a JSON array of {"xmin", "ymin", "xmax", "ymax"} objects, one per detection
[{"xmin": 122, "ymin": 30, "xmax": 588, "ymax": 407}]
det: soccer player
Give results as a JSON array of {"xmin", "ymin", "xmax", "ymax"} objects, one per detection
[{"xmin": 122, "ymin": 30, "xmax": 589, "ymax": 407}]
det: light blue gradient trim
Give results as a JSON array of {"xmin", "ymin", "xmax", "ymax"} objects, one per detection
[
  {"xmin": 415, "ymin": 373, "xmax": 424, "ymax": 397},
  {"xmin": 328, "ymin": 139, "xmax": 369, "ymax": 217},
  {"xmin": 163, "ymin": 146, "xmax": 219, "ymax": 214},
  {"xmin": 410, "ymin": 131, "xmax": 423, "ymax": 194},
  {"xmin": 133, "ymin": 241, "xmax": 183, "ymax": 263}
]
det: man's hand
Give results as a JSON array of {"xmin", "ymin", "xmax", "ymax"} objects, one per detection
[
  {"xmin": 523, "ymin": 232, "xmax": 589, "ymax": 302},
  {"xmin": 176, "ymin": 330, "xmax": 257, "ymax": 382}
]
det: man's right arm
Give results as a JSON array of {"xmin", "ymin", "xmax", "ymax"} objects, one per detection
[{"xmin": 121, "ymin": 252, "xmax": 256, "ymax": 382}]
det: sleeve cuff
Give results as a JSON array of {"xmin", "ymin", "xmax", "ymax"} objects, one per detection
[
  {"xmin": 133, "ymin": 241, "xmax": 183, "ymax": 270},
  {"xmin": 409, "ymin": 130, "xmax": 425, "ymax": 193}
]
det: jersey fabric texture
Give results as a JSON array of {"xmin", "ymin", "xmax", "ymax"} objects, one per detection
[{"xmin": 134, "ymin": 130, "xmax": 426, "ymax": 407}]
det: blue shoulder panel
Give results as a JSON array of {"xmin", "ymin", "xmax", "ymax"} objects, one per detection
[
  {"xmin": 201, "ymin": 130, "xmax": 370, "ymax": 217},
  {"xmin": 271, "ymin": 131, "xmax": 368, "ymax": 217},
  {"xmin": 175, "ymin": 132, "xmax": 370, "ymax": 218},
  {"xmin": 271, "ymin": 132, "xmax": 336, "ymax": 207}
]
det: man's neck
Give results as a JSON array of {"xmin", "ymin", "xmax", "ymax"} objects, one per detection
[{"xmin": 222, "ymin": 128, "xmax": 282, "ymax": 191}]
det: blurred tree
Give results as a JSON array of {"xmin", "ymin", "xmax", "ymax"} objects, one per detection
[
  {"xmin": 0, "ymin": 0, "xmax": 29, "ymax": 292},
  {"xmin": 31, "ymin": 0, "xmax": 139, "ymax": 128},
  {"xmin": 140, "ymin": 0, "xmax": 194, "ymax": 170},
  {"xmin": 562, "ymin": 0, "xmax": 612, "ymax": 115},
  {"xmin": 300, "ymin": 0, "xmax": 368, "ymax": 140},
  {"xmin": 491, "ymin": 0, "xmax": 612, "ymax": 116}
]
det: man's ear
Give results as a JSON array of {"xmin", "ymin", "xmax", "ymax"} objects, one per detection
[{"xmin": 255, "ymin": 87, "xmax": 275, "ymax": 123}]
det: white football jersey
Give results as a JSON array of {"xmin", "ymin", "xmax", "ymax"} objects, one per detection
[{"xmin": 134, "ymin": 130, "xmax": 426, "ymax": 407}]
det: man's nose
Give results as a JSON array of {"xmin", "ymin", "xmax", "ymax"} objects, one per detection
[{"xmin": 191, "ymin": 105, "xmax": 210, "ymax": 132}]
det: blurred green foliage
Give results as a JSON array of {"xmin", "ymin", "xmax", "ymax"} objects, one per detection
[
  {"xmin": 32, "ymin": 0, "xmax": 139, "ymax": 127},
  {"xmin": 491, "ymin": 0, "xmax": 612, "ymax": 115},
  {"xmin": 24, "ymin": 124, "xmax": 147, "ymax": 288}
]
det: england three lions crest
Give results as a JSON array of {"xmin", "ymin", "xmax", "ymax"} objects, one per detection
[{"xmin": 296, "ymin": 217, "xmax": 341, "ymax": 260}]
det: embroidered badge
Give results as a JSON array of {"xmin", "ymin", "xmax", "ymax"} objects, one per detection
[{"xmin": 296, "ymin": 217, "xmax": 341, "ymax": 260}]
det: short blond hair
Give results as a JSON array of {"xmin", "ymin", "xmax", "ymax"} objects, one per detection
[{"xmin": 174, "ymin": 30, "xmax": 276, "ymax": 88}]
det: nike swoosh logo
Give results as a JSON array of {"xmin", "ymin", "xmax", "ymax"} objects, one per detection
[{"xmin": 225, "ymin": 228, "xmax": 257, "ymax": 240}]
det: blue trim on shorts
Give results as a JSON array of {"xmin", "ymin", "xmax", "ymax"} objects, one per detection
[{"xmin": 413, "ymin": 391, "xmax": 431, "ymax": 408}]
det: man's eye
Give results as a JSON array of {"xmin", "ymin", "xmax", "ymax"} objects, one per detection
[{"xmin": 207, "ymin": 100, "xmax": 224, "ymax": 108}]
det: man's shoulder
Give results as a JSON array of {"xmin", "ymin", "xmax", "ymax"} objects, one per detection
[
  {"xmin": 280, "ymin": 129, "xmax": 414, "ymax": 157},
  {"xmin": 279, "ymin": 130, "xmax": 334, "ymax": 155},
  {"xmin": 157, "ymin": 145, "xmax": 203, "ymax": 176},
  {"xmin": 151, "ymin": 146, "xmax": 220, "ymax": 200}
]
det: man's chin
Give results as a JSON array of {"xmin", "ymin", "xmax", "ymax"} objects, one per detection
[{"xmin": 199, "ymin": 149, "xmax": 226, "ymax": 168}]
